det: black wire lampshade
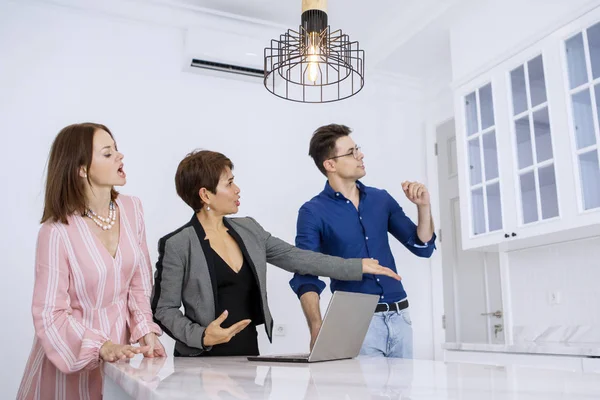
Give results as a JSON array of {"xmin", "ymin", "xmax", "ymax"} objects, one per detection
[{"xmin": 264, "ymin": 0, "xmax": 365, "ymax": 103}]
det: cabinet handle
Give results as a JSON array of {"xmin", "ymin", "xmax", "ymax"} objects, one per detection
[
  {"xmin": 504, "ymin": 233, "xmax": 510, "ymax": 238},
  {"xmin": 481, "ymin": 310, "xmax": 503, "ymax": 318},
  {"xmin": 511, "ymin": 232, "xmax": 517, "ymax": 237}
]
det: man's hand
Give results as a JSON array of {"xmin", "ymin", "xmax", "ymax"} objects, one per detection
[
  {"xmin": 361, "ymin": 259, "xmax": 401, "ymax": 281},
  {"xmin": 401, "ymin": 181, "xmax": 430, "ymax": 206}
]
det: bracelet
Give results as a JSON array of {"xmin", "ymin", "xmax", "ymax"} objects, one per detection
[{"xmin": 201, "ymin": 330, "xmax": 207, "ymax": 349}]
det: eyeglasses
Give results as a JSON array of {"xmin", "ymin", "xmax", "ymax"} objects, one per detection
[{"xmin": 327, "ymin": 145, "xmax": 362, "ymax": 160}]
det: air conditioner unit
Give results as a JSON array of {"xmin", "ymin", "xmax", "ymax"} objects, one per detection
[{"xmin": 183, "ymin": 27, "xmax": 268, "ymax": 82}]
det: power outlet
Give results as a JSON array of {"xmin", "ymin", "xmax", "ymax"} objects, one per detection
[
  {"xmin": 273, "ymin": 324, "xmax": 286, "ymax": 336},
  {"xmin": 548, "ymin": 291, "xmax": 562, "ymax": 305}
]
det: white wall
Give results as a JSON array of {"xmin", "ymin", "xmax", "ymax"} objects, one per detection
[
  {"xmin": 450, "ymin": 0, "xmax": 600, "ymax": 83},
  {"xmin": 508, "ymin": 237, "xmax": 600, "ymax": 343},
  {"xmin": 0, "ymin": 1, "xmax": 435, "ymax": 397}
]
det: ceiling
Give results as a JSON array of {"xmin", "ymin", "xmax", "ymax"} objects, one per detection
[
  {"xmin": 164, "ymin": 0, "xmax": 461, "ymax": 81},
  {"xmin": 377, "ymin": 19, "xmax": 453, "ymax": 81},
  {"xmin": 168, "ymin": 0, "xmax": 418, "ymax": 30}
]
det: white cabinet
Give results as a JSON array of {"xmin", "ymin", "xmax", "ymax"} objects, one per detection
[
  {"xmin": 564, "ymin": 24, "xmax": 600, "ymax": 212},
  {"xmin": 461, "ymin": 83, "xmax": 504, "ymax": 238},
  {"xmin": 509, "ymin": 56, "xmax": 560, "ymax": 225},
  {"xmin": 454, "ymin": 8, "xmax": 600, "ymax": 251}
]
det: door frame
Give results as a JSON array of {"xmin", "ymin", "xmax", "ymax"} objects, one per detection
[{"xmin": 426, "ymin": 115, "xmax": 454, "ymax": 360}]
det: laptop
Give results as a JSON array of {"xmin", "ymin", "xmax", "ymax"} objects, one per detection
[{"xmin": 247, "ymin": 291, "xmax": 379, "ymax": 363}]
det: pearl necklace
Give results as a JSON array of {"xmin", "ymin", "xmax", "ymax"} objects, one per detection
[{"xmin": 85, "ymin": 201, "xmax": 116, "ymax": 230}]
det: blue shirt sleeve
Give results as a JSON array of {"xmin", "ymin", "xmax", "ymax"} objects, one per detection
[
  {"xmin": 385, "ymin": 191, "xmax": 437, "ymax": 258},
  {"xmin": 289, "ymin": 206, "xmax": 327, "ymax": 298}
]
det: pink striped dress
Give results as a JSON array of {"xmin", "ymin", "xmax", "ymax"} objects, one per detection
[{"xmin": 17, "ymin": 195, "xmax": 162, "ymax": 400}]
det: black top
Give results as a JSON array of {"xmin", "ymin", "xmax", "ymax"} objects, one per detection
[{"xmin": 199, "ymin": 232, "xmax": 263, "ymax": 357}]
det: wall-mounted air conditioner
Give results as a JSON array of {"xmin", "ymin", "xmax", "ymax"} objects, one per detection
[{"xmin": 183, "ymin": 27, "xmax": 267, "ymax": 82}]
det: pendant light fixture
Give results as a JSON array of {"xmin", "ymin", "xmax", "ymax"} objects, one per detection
[{"xmin": 264, "ymin": 0, "xmax": 365, "ymax": 103}]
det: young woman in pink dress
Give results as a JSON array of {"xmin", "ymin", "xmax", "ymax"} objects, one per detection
[{"xmin": 17, "ymin": 123, "xmax": 166, "ymax": 400}]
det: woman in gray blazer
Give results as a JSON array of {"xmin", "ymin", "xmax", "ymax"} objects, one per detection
[{"xmin": 151, "ymin": 150, "xmax": 401, "ymax": 357}]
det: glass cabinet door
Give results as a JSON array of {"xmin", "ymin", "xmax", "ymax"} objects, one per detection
[
  {"xmin": 509, "ymin": 55, "xmax": 559, "ymax": 224},
  {"xmin": 464, "ymin": 83, "xmax": 503, "ymax": 236},
  {"xmin": 565, "ymin": 23, "xmax": 600, "ymax": 211}
]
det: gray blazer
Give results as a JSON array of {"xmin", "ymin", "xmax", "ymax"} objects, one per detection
[{"xmin": 151, "ymin": 215, "xmax": 362, "ymax": 356}]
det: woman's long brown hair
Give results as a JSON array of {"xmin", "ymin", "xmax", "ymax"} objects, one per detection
[{"xmin": 41, "ymin": 123, "xmax": 118, "ymax": 224}]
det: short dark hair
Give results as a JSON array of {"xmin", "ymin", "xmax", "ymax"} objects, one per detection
[
  {"xmin": 175, "ymin": 150, "xmax": 234, "ymax": 211},
  {"xmin": 308, "ymin": 124, "xmax": 352, "ymax": 176},
  {"xmin": 42, "ymin": 123, "xmax": 119, "ymax": 224}
]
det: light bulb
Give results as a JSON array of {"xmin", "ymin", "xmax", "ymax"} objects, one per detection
[
  {"xmin": 307, "ymin": 42, "xmax": 319, "ymax": 83},
  {"xmin": 308, "ymin": 60, "xmax": 319, "ymax": 82}
]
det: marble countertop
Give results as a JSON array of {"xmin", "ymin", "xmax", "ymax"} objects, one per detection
[
  {"xmin": 104, "ymin": 354, "xmax": 600, "ymax": 399},
  {"xmin": 443, "ymin": 342, "xmax": 600, "ymax": 356}
]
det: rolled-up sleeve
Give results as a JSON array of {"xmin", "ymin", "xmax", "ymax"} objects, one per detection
[
  {"xmin": 386, "ymin": 191, "xmax": 436, "ymax": 258},
  {"xmin": 289, "ymin": 206, "xmax": 328, "ymax": 298}
]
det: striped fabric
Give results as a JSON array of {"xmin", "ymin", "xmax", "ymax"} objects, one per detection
[{"xmin": 17, "ymin": 195, "xmax": 161, "ymax": 400}]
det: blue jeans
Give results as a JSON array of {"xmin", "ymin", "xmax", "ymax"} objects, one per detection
[{"xmin": 359, "ymin": 308, "xmax": 413, "ymax": 358}]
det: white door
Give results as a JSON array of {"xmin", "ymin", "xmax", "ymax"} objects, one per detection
[{"xmin": 437, "ymin": 119, "xmax": 505, "ymax": 344}]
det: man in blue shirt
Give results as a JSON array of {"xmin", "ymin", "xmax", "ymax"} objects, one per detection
[{"xmin": 289, "ymin": 124, "xmax": 436, "ymax": 358}]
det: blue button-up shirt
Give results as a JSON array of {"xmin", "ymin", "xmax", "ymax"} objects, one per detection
[{"xmin": 289, "ymin": 181, "xmax": 436, "ymax": 303}]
